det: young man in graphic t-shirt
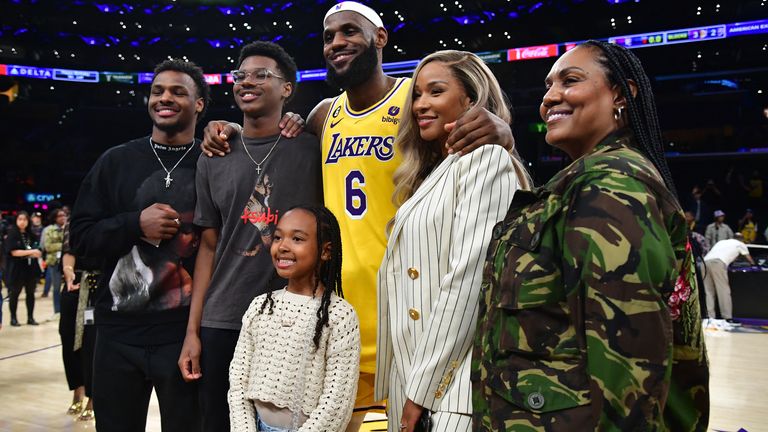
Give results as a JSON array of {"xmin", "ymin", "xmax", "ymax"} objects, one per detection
[
  {"xmin": 178, "ymin": 42, "xmax": 322, "ymax": 432},
  {"xmin": 70, "ymin": 60, "xmax": 209, "ymax": 432}
]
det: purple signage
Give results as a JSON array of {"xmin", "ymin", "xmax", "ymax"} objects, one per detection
[
  {"xmin": 138, "ymin": 72, "xmax": 155, "ymax": 84},
  {"xmin": 726, "ymin": 19, "xmax": 768, "ymax": 37},
  {"xmin": 53, "ymin": 68, "xmax": 99, "ymax": 83},
  {"xmin": 7, "ymin": 65, "xmax": 53, "ymax": 79}
]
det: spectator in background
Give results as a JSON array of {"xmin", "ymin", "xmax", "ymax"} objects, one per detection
[
  {"xmin": 686, "ymin": 186, "xmax": 710, "ymax": 232},
  {"xmin": 4, "ymin": 211, "xmax": 42, "ymax": 326},
  {"xmin": 40, "ymin": 213, "xmax": 54, "ymax": 299},
  {"xmin": 30, "ymin": 212, "xmax": 44, "ymax": 238},
  {"xmin": 703, "ymin": 233, "xmax": 754, "ymax": 323},
  {"xmin": 43, "ymin": 208, "xmax": 67, "ymax": 318},
  {"xmin": 686, "ymin": 210, "xmax": 710, "ymax": 319},
  {"xmin": 738, "ymin": 209, "xmax": 758, "ymax": 244},
  {"xmin": 705, "ymin": 210, "xmax": 734, "ymax": 247}
]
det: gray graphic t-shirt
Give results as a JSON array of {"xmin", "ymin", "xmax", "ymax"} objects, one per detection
[{"xmin": 194, "ymin": 131, "xmax": 322, "ymax": 329}]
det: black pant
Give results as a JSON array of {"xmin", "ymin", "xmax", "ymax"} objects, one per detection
[
  {"xmin": 93, "ymin": 331, "xmax": 201, "ymax": 432},
  {"xmin": 82, "ymin": 324, "xmax": 96, "ymax": 398},
  {"xmin": 59, "ymin": 288, "xmax": 83, "ymax": 390},
  {"xmin": 199, "ymin": 327, "xmax": 240, "ymax": 432},
  {"xmin": 8, "ymin": 275, "xmax": 37, "ymax": 322}
]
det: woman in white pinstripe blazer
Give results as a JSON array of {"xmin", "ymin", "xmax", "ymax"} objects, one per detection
[{"xmin": 375, "ymin": 50, "xmax": 530, "ymax": 432}]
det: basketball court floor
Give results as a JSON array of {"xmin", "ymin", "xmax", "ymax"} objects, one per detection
[{"xmin": 1, "ymin": 294, "xmax": 765, "ymax": 431}]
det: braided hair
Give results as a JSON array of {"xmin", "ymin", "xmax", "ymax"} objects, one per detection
[
  {"xmin": 581, "ymin": 40, "xmax": 678, "ymax": 199},
  {"xmin": 302, "ymin": 205, "xmax": 344, "ymax": 350},
  {"xmin": 259, "ymin": 205, "xmax": 344, "ymax": 350}
]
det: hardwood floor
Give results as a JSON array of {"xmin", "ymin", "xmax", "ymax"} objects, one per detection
[{"xmin": 1, "ymin": 293, "xmax": 766, "ymax": 431}]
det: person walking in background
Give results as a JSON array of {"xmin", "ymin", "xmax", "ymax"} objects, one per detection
[
  {"xmin": 705, "ymin": 210, "xmax": 734, "ymax": 247},
  {"xmin": 703, "ymin": 233, "xmax": 754, "ymax": 324},
  {"xmin": 4, "ymin": 211, "xmax": 42, "ymax": 326}
]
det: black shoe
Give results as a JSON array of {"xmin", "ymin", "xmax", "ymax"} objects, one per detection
[
  {"xmin": 10, "ymin": 318, "xmax": 20, "ymax": 327},
  {"xmin": 27, "ymin": 319, "xmax": 39, "ymax": 326},
  {"xmin": 41, "ymin": 293, "xmax": 49, "ymax": 298}
]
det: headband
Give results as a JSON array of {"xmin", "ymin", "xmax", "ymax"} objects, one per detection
[{"xmin": 324, "ymin": 1, "xmax": 384, "ymax": 28}]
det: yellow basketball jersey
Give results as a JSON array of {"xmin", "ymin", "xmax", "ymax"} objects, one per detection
[{"xmin": 321, "ymin": 77, "xmax": 410, "ymax": 374}]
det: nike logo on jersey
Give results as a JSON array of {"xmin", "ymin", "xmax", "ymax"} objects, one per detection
[
  {"xmin": 330, "ymin": 118, "xmax": 343, "ymax": 128},
  {"xmin": 325, "ymin": 132, "xmax": 395, "ymax": 164}
]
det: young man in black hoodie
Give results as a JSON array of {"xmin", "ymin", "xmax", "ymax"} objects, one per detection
[{"xmin": 70, "ymin": 59, "xmax": 209, "ymax": 432}]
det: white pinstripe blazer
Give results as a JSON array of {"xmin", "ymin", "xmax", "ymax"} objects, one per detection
[{"xmin": 374, "ymin": 146, "xmax": 518, "ymax": 414}]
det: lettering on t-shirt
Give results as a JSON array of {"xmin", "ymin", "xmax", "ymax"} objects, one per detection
[
  {"xmin": 240, "ymin": 208, "xmax": 279, "ymax": 225},
  {"xmin": 324, "ymin": 132, "xmax": 395, "ymax": 164}
]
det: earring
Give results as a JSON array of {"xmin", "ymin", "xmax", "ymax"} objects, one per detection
[{"xmin": 613, "ymin": 106, "xmax": 624, "ymax": 121}]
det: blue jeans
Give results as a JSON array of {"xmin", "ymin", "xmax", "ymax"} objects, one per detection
[
  {"xmin": 258, "ymin": 419, "xmax": 292, "ymax": 432},
  {"xmin": 42, "ymin": 266, "xmax": 52, "ymax": 296},
  {"xmin": 49, "ymin": 266, "xmax": 62, "ymax": 313}
]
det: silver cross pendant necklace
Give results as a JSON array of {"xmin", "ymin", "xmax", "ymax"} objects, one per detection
[
  {"xmin": 149, "ymin": 138, "xmax": 196, "ymax": 188},
  {"xmin": 241, "ymin": 131, "xmax": 282, "ymax": 177}
]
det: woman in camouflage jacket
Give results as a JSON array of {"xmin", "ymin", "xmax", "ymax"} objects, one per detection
[{"xmin": 472, "ymin": 41, "xmax": 709, "ymax": 431}]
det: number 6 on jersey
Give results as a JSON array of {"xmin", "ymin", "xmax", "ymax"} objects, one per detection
[{"xmin": 345, "ymin": 170, "xmax": 367, "ymax": 219}]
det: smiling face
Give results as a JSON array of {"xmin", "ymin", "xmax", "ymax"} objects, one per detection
[
  {"xmin": 323, "ymin": 11, "xmax": 382, "ymax": 89},
  {"xmin": 271, "ymin": 209, "xmax": 325, "ymax": 284},
  {"xmin": 540, "ymin": 46, "xmax": 621, "ymax": 159},
  {"xmin": 148, "ymin": 70, "xmax": 203, "ymax": 134},
  {"xmin": 233, "ymin": 55, "xmax": 292, "ymax": 118},
  {"xmin": 412, "ymin": 61, "xmax": 471, "ymax": 147}
]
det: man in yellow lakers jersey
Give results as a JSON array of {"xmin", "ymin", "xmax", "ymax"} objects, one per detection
[{"xmin": 201, "ymin": 3, "xmax": 516, "ymax": 430}]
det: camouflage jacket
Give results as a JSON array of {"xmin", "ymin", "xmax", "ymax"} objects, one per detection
[{"xmin": 471, "ymin": 133, "xmax": 709, "ymax": 431}]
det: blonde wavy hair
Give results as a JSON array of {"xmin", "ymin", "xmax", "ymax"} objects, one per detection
[{"xmin": 392, "ymin": 50, "xmax": 531, "ymax": 208}]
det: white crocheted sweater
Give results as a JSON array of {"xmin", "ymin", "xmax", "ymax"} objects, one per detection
[{"xmin": 228, "ymin": 289, "xmax": 360, "ymax": 432}]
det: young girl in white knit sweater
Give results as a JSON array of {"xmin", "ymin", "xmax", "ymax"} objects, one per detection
[{"xmin": 228, "ymin": 205, "xmax": 360, "ymax": 432}]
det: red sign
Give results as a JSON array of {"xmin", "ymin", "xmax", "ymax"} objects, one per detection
[
  {"xmin": 203, "ymin": 74, "xmax": 222, "ymax": 85},
  {"xmin": 0, "ymin": 64, "xmax": 6, "ymax": 75},
  {"xmin": 225, "ymin": 74, "xmax": 234, "ymax": 84},
  {"xmin": 507, "ymin": 44, "xmax": 559, "ymax": 62}
]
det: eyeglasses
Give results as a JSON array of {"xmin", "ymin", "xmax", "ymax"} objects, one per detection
[{"xmin": 230, "ymin": 68, "xmax": 285, "ymax": 84}]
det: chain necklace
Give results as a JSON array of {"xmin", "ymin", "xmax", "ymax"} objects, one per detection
[
  {"xmin": 148, "ymin": 138, "xmax": 196, "ymax": 188},
  {"xmin": 279, "ymin": 288, "xmax": 317, "ymax": 327},
  {"xmin": 240, "ymin": 130, "xmax": 282, "ymax": 176}
]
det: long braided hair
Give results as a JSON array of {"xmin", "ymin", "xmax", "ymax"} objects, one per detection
[
  {"xmin": 259, "ymin": 205, "xmax": 344, "ymax": 350},
  {"xmin": 581, "ymin": 40, "xmax": 678, "ymax": 199},
  {"xmin": 305, "ymin": 205, "xmax": 344, "ymax": 350}
]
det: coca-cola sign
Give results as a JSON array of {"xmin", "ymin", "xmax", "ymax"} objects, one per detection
[{"xmin": 507, "ymin": 44, "xmax": 559, "ymax": 62}]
